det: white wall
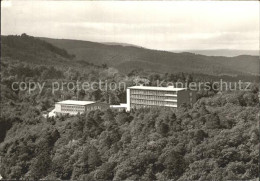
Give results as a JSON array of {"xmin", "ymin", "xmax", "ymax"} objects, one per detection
[
  {"xmin": 55, "ymin": 103, "xmax": 61, "ymax": 112},
  {"xmin": 126, "ymin": 88, "xmax": 131, "ymax": 111}
]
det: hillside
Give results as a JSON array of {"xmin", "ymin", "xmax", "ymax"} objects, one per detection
[
  {"xmin": 40, "ymin": 37, "xmax": 259, "ymax": 76},
  {"xmin": 0, "ymin": 91, "xmax": 259, "ymax": 180},
  {"xmin": 1, "ymin": 34, "xmax": 75, "ymax": 66},
  {"xmin": 0, "ymin": 34, "xmax": 258, "ymax": 180},
  {"xmin": 173, "ymin": 49, "xmax": 259, "ymax": 57},
  {"xmin": 1, "ymin": 34, "xmax": 107, "ymax": 72}
]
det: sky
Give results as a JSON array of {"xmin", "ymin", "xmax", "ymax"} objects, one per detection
[{"xmin": 1, "ymin": 1, "xmax": 259, "ymax": 51}]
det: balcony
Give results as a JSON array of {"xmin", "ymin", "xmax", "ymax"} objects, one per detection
[{"xmin": 164, "ymin": 99, "xmax": 177, "ymax": 102}]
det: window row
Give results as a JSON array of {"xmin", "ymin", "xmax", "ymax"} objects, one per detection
[
  {"xmin": 130, "ymin": 94, "xmax": 177, "ymax": 101},
  {"xmin": 131, "ymin": 90, "xmax": 176, "ymax": 96},
  {"xmin": 131, "ymin": 99, "xmax": 177, "ymax": 106},
  {"xmin": 61, "ymin": 105, "xmax": 85, "ymax": 110},
  {"xmin": 86, "ymin": 106, "xmax": 101, "ymax": 110},
  {"xmin": 61, "ymin": 109, "xmax": 85, "ymax": 113},
  {"xmin": 130, "ymin": 103, "xmax": 177, "ymax": 109},
  {"xmin": 61, "ymin": 105, "xmax": 102, "ymax": 112}
]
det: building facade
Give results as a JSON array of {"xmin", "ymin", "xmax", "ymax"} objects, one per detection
[
  {"xmin": 126, "ymin": 86, "xmax": 196, "ymax": 111},
  {"xmin": 55, "ymin": 100, "xmax": 109, "ymax": 115}
]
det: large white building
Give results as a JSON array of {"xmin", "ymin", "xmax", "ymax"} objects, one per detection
[
  {"xmin": 55, "ymin": 100, "xmax": 109, "ymax": 115},
  {"xmin": 126, "ymin": 86, "xmax": 196, "ymax": 111}
]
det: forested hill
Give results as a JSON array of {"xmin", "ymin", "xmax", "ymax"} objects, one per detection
[
  {"xmin": 0, "ymin": 92, "xmax": 259, "ymax": 180},
  {"xmin": 0, "ymin": 34, "xmax": 259, "ymax": 180},
  {"xmin": 1, "ymin": 34, "xmax": 76, "ymax": 65},
  {"xmin": 40, "ymin": 37, "xmax": 259, "ymax": 76},
  {"xmin": 1, "ymin": 34, "xmax": 108, "ymax": 72}
]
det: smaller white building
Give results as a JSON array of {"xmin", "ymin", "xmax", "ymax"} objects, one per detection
[{"xmin": 55, "ymin": 100, "xmax": 109, "ymax": 115}]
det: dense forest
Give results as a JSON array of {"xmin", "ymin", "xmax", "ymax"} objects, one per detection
[{"xmin": 0, "ymin": 34, "xmax": 259, "ymax": 180}]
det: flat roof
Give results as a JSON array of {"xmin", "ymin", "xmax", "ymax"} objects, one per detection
[
  {"xmin": 127, "ymin": 86, "xmax": 186, "ymax": 91},
  {"xmin": 56, "ymin": 100, "xmax": 95, "ymax": 105}
]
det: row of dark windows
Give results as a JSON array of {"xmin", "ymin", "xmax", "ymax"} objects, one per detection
[
  {"xmin": 130, "ymin": 94, "xmax": 177, "ymax": 101},
  {"xmin": 131, "ymin": 89, "xmax": 177, "ymax": 96},
  {"xmin": 131, "ymin": 99, "xmax": 177, "ymax": 106}
]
